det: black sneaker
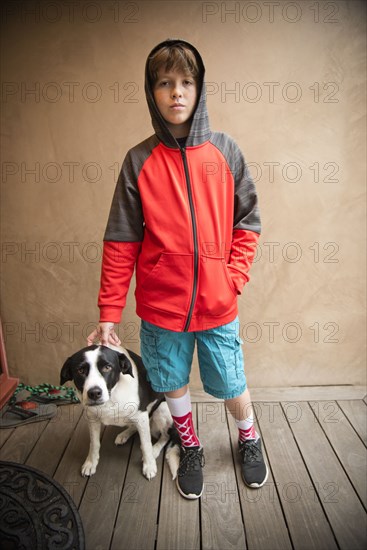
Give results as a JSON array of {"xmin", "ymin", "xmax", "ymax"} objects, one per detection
[
  {"xmin": 238, "ymin": 437, "xmax": 268, "ymax": 488},
  {"xmin": 176, "ymin": 445, "xmax": 205, "ymax": 499}
]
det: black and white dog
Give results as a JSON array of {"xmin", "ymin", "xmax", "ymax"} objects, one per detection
[{"xmin": 60, "ymin": 344, "xmax": 179, "ymax": 480}]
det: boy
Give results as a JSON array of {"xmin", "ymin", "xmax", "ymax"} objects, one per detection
[{"xmin": 87, "ymin": 39, "xmax": 268, "ymax": 499}]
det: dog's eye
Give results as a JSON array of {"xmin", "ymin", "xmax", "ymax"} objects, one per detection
[
  {"xmin": 77, "ymin": 366, "xmax": 86, "ymax": 375},
  {"xmin": 101, "ymin": 365, "xmax": 112, "ymax": 372}
]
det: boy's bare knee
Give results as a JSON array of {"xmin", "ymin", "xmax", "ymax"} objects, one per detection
[{"xmin": 165, "ymin": 385, "xmax": 189, "ymax": 398}]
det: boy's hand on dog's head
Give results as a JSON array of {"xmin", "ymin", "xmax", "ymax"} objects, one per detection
[{"xmin": 87, "ymin": 322, "xmax": 121, "ymax": 347}]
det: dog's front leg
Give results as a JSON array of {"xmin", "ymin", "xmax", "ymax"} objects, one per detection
[
  {"xmin": 81, "ymin": 420, "xmax": 101, "ymax": 477},
  {"xmin": 136, "ymin": 412, "xmax": 157, "ymax": 480}
]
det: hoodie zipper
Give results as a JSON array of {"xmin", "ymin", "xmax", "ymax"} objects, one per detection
[{"xmin": 180, "ymin": 147, "xmax": 198, "ymax": 332}]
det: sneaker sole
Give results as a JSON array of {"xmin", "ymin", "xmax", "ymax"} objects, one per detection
[
  {"xmin": 176, "ymin": 477, "xmax": 203, "ymax": 500},
  {"xmin": 242, "ymin": 463, "xmax": 269, "ymax": 489}
]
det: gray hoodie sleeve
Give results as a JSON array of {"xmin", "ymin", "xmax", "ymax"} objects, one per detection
[
  {"xmin": 210, "ymin": 132, "xmax": 261, "ymax": 234},
  {"xmin": 210, "ymin": 132, "xmax": 261, "ymax": 294},
  {"xmin": 103, "ymin": 149, "xmax": 145, "ymax": 242}
]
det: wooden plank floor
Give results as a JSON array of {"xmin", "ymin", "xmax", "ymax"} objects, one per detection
[{"xmin": 1, "ymin": 394, "xmax": 366, "ymax": 550}]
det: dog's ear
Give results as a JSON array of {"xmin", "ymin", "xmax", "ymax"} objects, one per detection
[
  {"xmin": 118, "ymin": 353, "xmax": 134, "ymax": 378},
  {"xmin": 60, "ymin": 357, "xmax": 74, "ymax": 385}
]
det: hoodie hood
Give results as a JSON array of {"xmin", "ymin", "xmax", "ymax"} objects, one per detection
[{"xmin": 144, "ymin": 38, "xmax": 211, "ymax": 148}]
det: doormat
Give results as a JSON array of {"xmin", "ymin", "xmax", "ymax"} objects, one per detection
[{"xmin": 0, "ymin": 461, "xmax": 85, "ymax": 549}]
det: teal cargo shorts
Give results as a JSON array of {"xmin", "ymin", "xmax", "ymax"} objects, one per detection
[{"xmin": 140, "ymin": 316, "xmax": 247, "ymax": 399}]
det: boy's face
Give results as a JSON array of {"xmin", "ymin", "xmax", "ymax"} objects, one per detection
[{"xmin": 153, "ymin": 67, "xmax": 198, "ymax": 138}]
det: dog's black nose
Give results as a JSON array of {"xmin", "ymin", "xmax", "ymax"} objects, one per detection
[{"xmin": 87, "ymin": 386, "xmax": 102, "ymax": 401}]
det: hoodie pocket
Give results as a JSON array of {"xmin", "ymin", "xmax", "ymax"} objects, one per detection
[
  {"xmin": 196, "ymin": 255, "xmax": 237, "ymax": 317},
  {"xmin": 137, "ymin": 252, "xmax": 192, "ymax": 315}
]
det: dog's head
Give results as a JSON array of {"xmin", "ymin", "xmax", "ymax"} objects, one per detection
[{"xmin": 60, "ymin": 345, "xmax": 134, "ymax": 406}]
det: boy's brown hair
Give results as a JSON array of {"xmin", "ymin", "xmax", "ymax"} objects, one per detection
[{"xmin": 148, "ymin": 43, "xmax": 200, "ymax": 85}]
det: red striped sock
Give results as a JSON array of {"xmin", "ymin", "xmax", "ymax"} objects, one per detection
[
  {"xmin": 238, "ymin": 425, "xmax": 257, "ymax": 441},
  {"xmin": 165, "ymin": 390, "xmax": 200, "ymax": 448},
  {"xmin": 171, "ymin": 411, "xmax": 200, "ymax": 447},
  {"xmin": 235, "ymin": 414, "xmax": 259, "ymax": 442}
]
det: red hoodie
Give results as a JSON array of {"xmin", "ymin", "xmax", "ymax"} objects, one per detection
[{"xmin": 98, "ymin": 39, "xmax": 261, "ymax": 332}]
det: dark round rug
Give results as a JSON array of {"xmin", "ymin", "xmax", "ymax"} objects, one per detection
[{"xmin": 0, "ymin": 461, "xmax": 85, "ymax": 550}]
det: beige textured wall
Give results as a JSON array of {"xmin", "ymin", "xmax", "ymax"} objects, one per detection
[{"xmin": 1, "ymin": 0, "xmax": 366, "ymax": 389}]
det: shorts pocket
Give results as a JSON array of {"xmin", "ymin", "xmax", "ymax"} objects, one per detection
[
  {"xmin": 234, "ymin": 335, "xmax": 245, "ymax": 379},
  {"xmin": 197, "ymin": 327, "xmax": 245, "ymax": 396},
  {"xmin": 220, "ymin": 333, "xmax": 244, "ymax": 381},
  {"xmin": 140, "ymin": 323, "xmax": 160, "ymax": 382}
]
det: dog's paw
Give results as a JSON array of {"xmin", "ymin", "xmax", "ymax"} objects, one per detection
[
  {"xmin": 81, "ymin": 460, "xmax": 97, "ymax": 477},
  {"xmin": 142, "ymin": 459, "xmax": 157, "ymax": 480},
  {"xmin": 115, "ymin": 432, "xmax": 129, "ymax": 446},
  {"xmin": 115, "ymin": 433, "xmax": 131, "ymax": 446},
  {"xmin": 115, "ymin": 428, "xmax": 135, "ymax": 446}
]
